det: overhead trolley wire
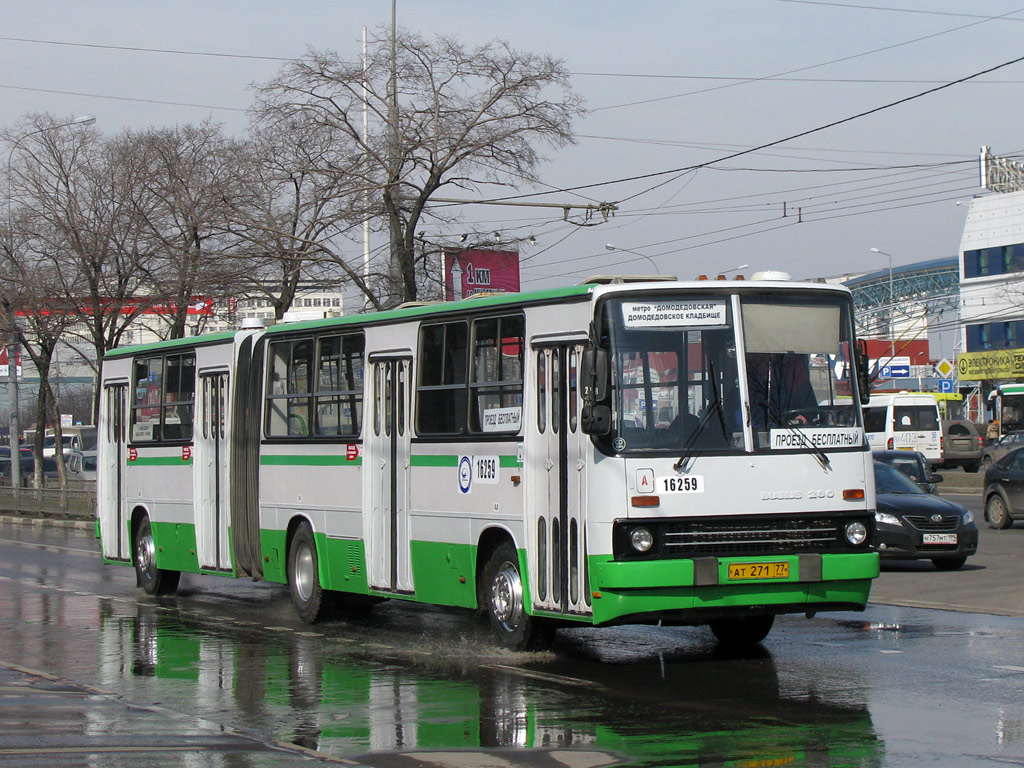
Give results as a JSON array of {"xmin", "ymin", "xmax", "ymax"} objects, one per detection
[{"xmin": 482, "ymin": 50, "xmax": 1024, "ymax": 209}]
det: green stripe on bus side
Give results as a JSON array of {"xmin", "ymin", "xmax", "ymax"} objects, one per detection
[
  {"xmin": 260, "ymin": 454, "xmax": 363, "ymax": 467},
  {"xmin": 410, "ymin": 455, "xmax": 458, "ymax": 467},
  {"xmin": 128, "ymin": 456, "xmax": 194, "ymax": 466},
  {"xmin": 409, "ymin": 454, "xmax": 520, "ymax": 468}
]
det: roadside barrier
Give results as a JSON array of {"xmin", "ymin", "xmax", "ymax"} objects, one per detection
[{"xmin": 0, "ymin": 485, "xmax": 95, "ymax": 519}]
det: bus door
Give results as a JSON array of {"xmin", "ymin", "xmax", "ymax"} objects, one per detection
[
  {"xmin": 528, "ymin": 341, "xmax": 591, "ymax": 618},
  {"xmin": 99, "ymin": 382, "xmax": 130, "ymax": 562},
  {"xmin": 195, "ymin": 370, "xmax": 230, "ymax": 571},
  {"xmin": 365, "ymin": 356, "xmax": 413, "ymax": 593}
]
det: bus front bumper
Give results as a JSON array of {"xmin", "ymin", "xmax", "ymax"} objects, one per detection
[{"xmin": 586, "ymin": 552, "xmax": 879, "ymax": 626}]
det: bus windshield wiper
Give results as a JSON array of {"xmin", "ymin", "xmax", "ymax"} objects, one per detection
[{"xmin": 673, "ymin": 362, "xmax": 730, "ymax": 473}]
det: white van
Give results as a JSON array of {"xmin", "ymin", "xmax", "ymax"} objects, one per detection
[
  {"xmin": 863, "ymin": 393, "xmax": 942, "ymax": 467},
  {"xmin": 39, "ymin": 426, "xmax": 98, "ymax": 458}
]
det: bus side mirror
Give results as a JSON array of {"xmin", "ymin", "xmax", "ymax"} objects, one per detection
[
  {"xmin": 580, "ymin": 347, "xmax": 609, "ymax": 403},
  {"xmin": 581, "ymin": 404, "xmax": 612, "ymax": 435},
  {"xmin": 855, "ymin": 340, "xmax": 871, "ymax": 406}
]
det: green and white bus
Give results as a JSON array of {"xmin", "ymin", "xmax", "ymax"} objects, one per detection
[{"xmin": 97, "ymin": 275, "xmax": 879, "ymax": 650}]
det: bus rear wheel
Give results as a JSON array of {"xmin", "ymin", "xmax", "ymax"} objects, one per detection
[
  {"xmin": 289, "ymin": 522, "xmax": 329, "ymax": 623},
  {"xmin": 709, "ymin": 615, "xmax": 775, "ymax": 647},
  {"xmin": 481, "ymin": 542, "xmax": 553, "ymax": 651},
  {"xmin": 134, "ymin": 516, "xmax": 180, "ymax": 596}
]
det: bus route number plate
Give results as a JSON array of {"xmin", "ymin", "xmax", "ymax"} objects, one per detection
[{"xmin": 728, "ymin": 562, "xmax": 789, "ymax": 580}]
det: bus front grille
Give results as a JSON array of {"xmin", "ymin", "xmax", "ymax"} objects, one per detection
[{"xmin": 614, "ymin": 513, "xmax": 873, "ymax": 560}]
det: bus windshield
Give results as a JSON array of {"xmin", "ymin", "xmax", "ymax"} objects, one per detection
[
  {"xmin": 598, "ymin": 291, "xmax": 861, "ymax": 454},
  {"xmin": 741, "ymin": 294, "xmax": 860, "ymax": 449}
]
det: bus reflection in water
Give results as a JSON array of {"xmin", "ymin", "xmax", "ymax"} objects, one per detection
[
  {"xmin": 97, "ymin": 273, "xmax": 879, "ymax": 650},
  {"xmin": 96, "ymin": 602, "xmax": 884, "ymax": 767}
]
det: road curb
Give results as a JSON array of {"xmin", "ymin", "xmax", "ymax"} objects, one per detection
[{"xmin": 0, "ymin": 514, "xmax": 94, "ymax": 531}]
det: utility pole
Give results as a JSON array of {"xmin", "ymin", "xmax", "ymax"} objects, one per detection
[
  {"xmin": 388, "ymin": 0, "xmax": 400, "ymax": 282},
  {"xmin": 362, "ymin": 26, "xmax": 370, "ymax": 290}
]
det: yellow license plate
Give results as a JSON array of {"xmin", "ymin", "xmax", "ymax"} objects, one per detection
[{"xmin": 728, "ymin": 562, "xmax": 790, "ymax": 580}]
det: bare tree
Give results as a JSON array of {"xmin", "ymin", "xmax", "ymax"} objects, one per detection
[
  {"xmin": 131, "ymin": 122, "xmax": 248, "ymax": 339},
  {"xmin": 228, "ymin": 116, "xmax": 369, "ymax": 317},
  {"xmin": 0, "ymin": 231, "xmax": 80, "ymax": 487},
  {"xmin": 251, "ymin": 29, "xmax": 583, "ymax": 308},
  {"xmin": 3, "ymin": 115, "xmax": 161, "ymax": 424}
]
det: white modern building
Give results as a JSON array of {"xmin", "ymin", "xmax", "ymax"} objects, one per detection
[{"xmin": 956, "ymin": 148, "xmax": 1024, "ymax": 427}]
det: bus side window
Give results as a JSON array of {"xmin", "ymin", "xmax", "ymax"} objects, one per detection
[
  {"xmin": 469, "ymin": 314, "xmax": 524, "ymax": 434},
  {"xmin": 132, "ymin": 356, "xmax": 163, "ymax": 442},
  {"xmin": 314, "ymin": 333, "xmax": 364, "ymax": 438},
  {"xmin": 162, "ymin": 353, "xmax": 195, "ymax": 441},
  {"xmin": 416, "ymin": 321, "xmax": 468, "ymax": 435},
  {"xmin": 265, "ymin": 339, "xmax": 313, "ymax": 438}
]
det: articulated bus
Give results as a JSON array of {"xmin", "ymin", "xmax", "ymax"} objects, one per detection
[{"xmin": 97, "ymin": 275, "xmax": 878, "ymax": 650}]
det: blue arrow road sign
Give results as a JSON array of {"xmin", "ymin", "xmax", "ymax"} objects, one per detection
[{"xmin": 888, "ymin": 365, "xmax": 911, "ymax": 378}]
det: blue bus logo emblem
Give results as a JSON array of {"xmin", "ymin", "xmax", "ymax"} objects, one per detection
[{"xmin": 458, "ymin": 455, "xmax": 473, "ymax": 494}]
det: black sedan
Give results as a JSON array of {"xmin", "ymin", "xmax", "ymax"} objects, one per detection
[
  {"xmin": 982, "ymin": 446, "xmax": 1024, "ymax": 529},
  {"xmin": 873, "ymin": 449, "xmax": 941, "ymax": 493},
  {"xmin": 873, "ymin": 461, "xmax": 978, "ymax": 570}
]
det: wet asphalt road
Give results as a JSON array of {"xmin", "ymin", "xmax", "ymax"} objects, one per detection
[{"xmin": 0, "ymin": 485, "xmax": 1023, "ymax": 768}]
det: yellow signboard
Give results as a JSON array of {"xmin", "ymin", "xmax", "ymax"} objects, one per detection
[{"xmin": 957, "ymin": 349, "xmax": 1024, "ymax": 380}]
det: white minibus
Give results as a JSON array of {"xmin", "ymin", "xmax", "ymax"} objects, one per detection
[{"xmin": 863, "ymin": 392, "xmax": 941, "ymax": 466}]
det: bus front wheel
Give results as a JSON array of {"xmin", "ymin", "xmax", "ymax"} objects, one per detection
[
  {"xmin": 480, "ymin": 542, "xmax": 553, "ymax": 651},
  {"xmin": 709, "ymin": 615, "xmax": 775, "ymax": 647},
  {"xmin": 134, "ymin": 516, "xmax": 180, "ymax": 596},
  {"xmin": 288, "ymin": 522, "xmax": 329, "ymax": 623}
]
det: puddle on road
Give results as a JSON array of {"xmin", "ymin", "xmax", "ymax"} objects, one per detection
[{"xmin": 0, "ymin": 578, "xmax": 887, "ymax": 768}]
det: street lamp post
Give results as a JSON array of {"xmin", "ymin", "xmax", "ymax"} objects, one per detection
[
  {"xmin": 869, "ymin": 247, "xmax": 896, "ymax": 364},
  {"xmin": 5, "ymin": 115, "xmax": 96, "ymax": 490},
  {"xmin": 605, "ymin": 243, "xmax": 660, "ymax": 274}
]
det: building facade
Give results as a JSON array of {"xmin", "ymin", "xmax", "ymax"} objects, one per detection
[{"xmin": 956, "ymin": 149, "xmax": 1024, "ymax": 429}]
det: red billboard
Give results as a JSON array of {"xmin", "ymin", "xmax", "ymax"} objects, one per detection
[
  {"xmin": 443, "ymin": 249, "xmax": 520, "ymax": 301},
  {"xmin": 0, "ymin": 346, "xmax": 22, "ymax": 379},
  {"xmin": 863, "ymin": 338, "xmax": 930, "ymax": 365}
]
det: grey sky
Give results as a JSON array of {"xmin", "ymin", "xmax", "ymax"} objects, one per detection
[{"xmin": 3, "ymin": 0, "xmax": 1022, "ymax": 289}]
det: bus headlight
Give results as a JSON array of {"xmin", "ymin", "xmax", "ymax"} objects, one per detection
[
  {"xmin": 630, "ymin": 527, "xmax": 654, "ymax": 553},
  {"xmin": 844, "ymin": 521, "xmax": 868, "ymax": 546}
]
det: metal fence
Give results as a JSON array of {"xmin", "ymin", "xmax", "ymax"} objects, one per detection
[{"xmin": 0, "ymin": 484, "xmax": 95, "ymax": 519}]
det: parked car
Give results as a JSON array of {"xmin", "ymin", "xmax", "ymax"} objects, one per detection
[
  {"xmin": 0, "ymin": 454, "xmax": 59, "ymax": 487},
  {"xmin": 982, "ymin": 430, "xmax": 1024, "ymax": 469},
  {"xmin": 67, "ymin": 450, "xmax": 97, "ymax": 481},
  {"xmin": 939, "ymin": 420, "xmax": 984, "ymax": 473},
  {"xmin": 873, "ymin": 449, "xmax": 942, "ymax": 494},
  {"xmin": 872, "ymin": 460, "xmax": 978, "ymax": 570},
  {"xmin": 0, "ymin": 446, "xmax": 34, "ymax": 460},
  {"xmin": 982, "ymin": 446, "xmax": 1024, "ymax": 529}
]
